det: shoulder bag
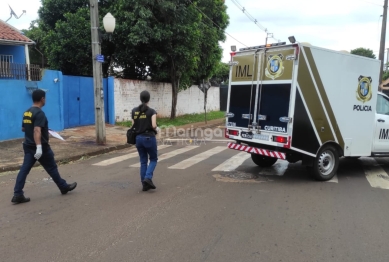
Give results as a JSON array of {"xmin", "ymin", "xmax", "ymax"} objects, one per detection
[{"xmin": 126, "ymin": 126, "xmax": 137, "ymax": 145}]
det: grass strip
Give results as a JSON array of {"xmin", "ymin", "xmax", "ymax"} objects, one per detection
[{"xmin": 116, "ymin": 111, "xmax": 225, "ymax": 128}]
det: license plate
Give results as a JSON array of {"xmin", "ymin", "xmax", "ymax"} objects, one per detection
[{"xmin": 253, "ymin": 134, "xmax": 269, "ymax": 141}]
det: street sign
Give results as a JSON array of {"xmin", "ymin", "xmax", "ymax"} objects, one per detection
[
  {"xmin": 96, "ymin": 54, "xmax": 104, "ymax": 63},
  {"xmin": 198, "ymin": 82, "xmax": 211, "ymax": 93}
]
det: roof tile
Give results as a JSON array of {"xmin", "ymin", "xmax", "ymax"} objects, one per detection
[{"xmin": 0, "ymin": 20, "xmax": 34, "ymax": 44}]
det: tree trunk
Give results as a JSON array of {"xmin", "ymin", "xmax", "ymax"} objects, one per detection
[
  {"xmin": 170, "ymin": 77, "xmax": 178, "ymax": 119},
  {"xmin": 170, "ymin": 58, "xmax": 179, "ymax": 120}
]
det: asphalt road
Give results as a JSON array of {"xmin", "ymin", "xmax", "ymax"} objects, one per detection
[{"xmin": 1, "ymin": 138, "xmax": 389, "ymax": 262}]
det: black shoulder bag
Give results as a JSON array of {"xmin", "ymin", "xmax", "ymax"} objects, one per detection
[
  {"xmin": 126, "ymin": 126, "xmax": 137, "ymax": 145},
  {"xmin": 127, "ymin": 115, "xmax": 138, "ymax": 145}
]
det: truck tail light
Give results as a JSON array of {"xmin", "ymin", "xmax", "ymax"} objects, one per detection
[
  {"xmin": 273, "ymin": 136, "xmax": 287, "ymax": 143},
  {"xmin": 229, "ymin": 130, "xmax": 239, "ymax": 136}
]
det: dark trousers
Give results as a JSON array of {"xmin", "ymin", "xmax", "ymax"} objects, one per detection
[
  {"xmin": 14, "ymin": 144, "xmax": 68, "ymax": 196},
  {"xmin": 136, "ymin": 135, "xmax": 158, "ymax": 182}
]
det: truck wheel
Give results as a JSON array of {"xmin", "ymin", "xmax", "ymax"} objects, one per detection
[
  {"xmin": 310, "ymin": 145, "xmax": 339, "ymax": 181},
  {"xmin": 251, "ymin": 154, "xmax": 278, "ymax": 167}
]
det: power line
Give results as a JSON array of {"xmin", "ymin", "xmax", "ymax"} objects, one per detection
[
  {"xmin": 188, "ymin": 0, "xmax": 249, "ymax": 47},
  {"xmin": 229, "ymin": 0, "xmax": 281, "ymax": 42},
  {"xmin": 229, "ymin": 0, "xmax": 267, "ymax": 32}
]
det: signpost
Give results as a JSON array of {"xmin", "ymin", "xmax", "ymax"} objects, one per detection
[{"xmin": 198, "ymin": 80, "xmax": 211, "ymax": 123}]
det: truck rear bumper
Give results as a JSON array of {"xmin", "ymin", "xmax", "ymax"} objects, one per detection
[{"xmin": 227, "ymin": 142, "xmax": 286, "ymax": 160}]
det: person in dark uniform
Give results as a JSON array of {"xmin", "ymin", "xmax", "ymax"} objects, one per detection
[
  {"xmin": 132, "ymin": 90, "xmax": 159, "ymax": 191},
  {"xmin": 11, "ymin": 89, "xmax": 77, "ymax": 204}
]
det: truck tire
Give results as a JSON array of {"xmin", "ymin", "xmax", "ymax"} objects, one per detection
[
  {"xmin": 251, "ymin": 154, "xmax": 278, "ymax": 167},
  {"xmin": 309, "ymin": 145, "xmax": 339, "ymax": 181}
]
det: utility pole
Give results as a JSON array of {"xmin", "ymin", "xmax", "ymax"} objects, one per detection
[
  {"xmin": 90, "ymin": 0, "xmax": 106, "ymax": 144},
  {"xmin": 379, "ymin": 0, "xmax": 388, "ymax": 89},
  {"xmin": 203, "ymin": 80, "xmax": 206, "ymax": 123},
  {"xmin": 386, "ymin": 47, "xmax": 389, "ymax": 71}
]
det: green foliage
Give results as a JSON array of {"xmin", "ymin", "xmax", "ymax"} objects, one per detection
[
  {"xmin": 383, "ymin": 71, "xmax": 389, "ymax": 81},
  {"xmin": 112, "ymin": 0, "xmax": 228, "ymax": 118},
  {"xmin": 193, "ymin": 0, "xmax": 229, "ymax": 84},
  {"xmin": 210, "ymin": 61, "xmax": 229, "ymax": 86},
  {"xmin": 350, "ymin": 47, "xmax": 376, "ymax": 59},
  {"xmin": 26, "ymin": 0, "xmax": 116, "ymax": 76},
  {"xmin": 112, "ymin": 0, "xmax": 202, "ymax": 85},
  {"xmin": 44, "ymin": 9, "xmax": 93, "ymax": 75},
  {"xmin": 22, "ymin": 20, "xmax": 47, "ymax": 68}
]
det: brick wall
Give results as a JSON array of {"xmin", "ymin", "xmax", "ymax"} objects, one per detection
[{"xmin": 114, "ymin": 78, "xmax": 220, "ymax": 121}]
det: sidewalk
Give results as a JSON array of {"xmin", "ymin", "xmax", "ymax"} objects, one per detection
[{"xmin": 0, "ymin": 119, "xmax": 225, "ymax": 173}]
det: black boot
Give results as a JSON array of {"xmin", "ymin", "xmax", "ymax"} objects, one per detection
[
  {"xmin": 60, "ymin": 182, "xmax": 77, "ymax": 195},
  {"xmin": 142, "ymin": 181, "xmax": 150, "ymax": 191},
  {"xmin": 11, "ymin": 195, "xmax": 30, "ymax": 204},
  {"xmin": 143, "ymin": 178, "xmax": 156, "ymax": 189}
]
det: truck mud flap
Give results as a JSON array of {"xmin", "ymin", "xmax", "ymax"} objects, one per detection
[{"xmin": 227, "ymin": 142, "xmax": 286, "ymax": 160}]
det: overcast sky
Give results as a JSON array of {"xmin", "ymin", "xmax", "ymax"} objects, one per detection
[{"xmin": 1, "ymin": 0, "xmax": 388, "ymax": 62}]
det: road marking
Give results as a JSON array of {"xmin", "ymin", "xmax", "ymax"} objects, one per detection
[
  {"xmin": 326, "ymin": 174, "xmax": 338, "ymax": 183},
  {"xmin": 93, "ymin": 145, "xmax": 171, "ymax": 166},
  {"xmin": 168, "ymin": 146, "xmax": 227, "ymax": 169},
  {"xmin": 212, "ymin": 152, "xmax": 251, "ymax": 171},
  {"xmin": 360, "ymin": 157, "xmax": 389, "ymax": 189},
  {"xmin": 130, "ymin": 146, "xmax": 199, "ymax": 167}
]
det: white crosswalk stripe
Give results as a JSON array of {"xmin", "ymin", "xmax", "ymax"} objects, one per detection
[
  {"xmin": 91, "ymin": 144, "xmax": 389, "ymax": 190},
  {"xmin": 360, "ymin": 157, "xmax": 389, "ymax": 190},
  {"xmin": 212, "ymin": 152, "xmax": 251, "ymax": 171},
  {"xmin": 168, "ymin": 146, "xmax": 227, "ymax": 169},
  {"xmin": 130, "ymin": 146, "xmax": 199, "ymax": 167},
  {"xmin": 93, "ymin": 145, "xmax": 171, "ymax": 166}
]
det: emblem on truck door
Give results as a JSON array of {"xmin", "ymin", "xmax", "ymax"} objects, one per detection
[
  {"xmin": 265, "ymin": 54, "xmax": 284, "ymax": 80},
  {"xmin": 356, "ymin": 76, "xmax": 372, "ymax": 103}
]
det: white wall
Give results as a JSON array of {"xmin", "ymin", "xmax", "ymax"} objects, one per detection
[{"xmin": 114, "ymin": 78, "xmax": 220, "ymax": 121}]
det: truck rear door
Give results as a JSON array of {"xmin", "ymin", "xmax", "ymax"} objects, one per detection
[
  {"xmin": 227, "ymin": 51, "xmax": 259, "ymax": 129},
  {"xmin": 255, "ymin": 47, "xmax": 297, "ymax": 135}
]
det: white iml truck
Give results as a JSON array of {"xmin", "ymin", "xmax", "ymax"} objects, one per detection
[{"xmin": 224, "ymin": 41, "xmax": 388, "ymax": 181}]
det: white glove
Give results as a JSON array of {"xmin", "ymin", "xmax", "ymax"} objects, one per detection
[
  {"xmin": 34, "ymin": 145, "xmax": 42, "ymax": 160},
  {"xmin": 156, "ymin": 127, "xmax": 161, "ymax": 133}
]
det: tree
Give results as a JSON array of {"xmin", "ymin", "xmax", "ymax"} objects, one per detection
[
  {"xmin": 350, "ymin": 47, "xmax": 376, "ymax": 59},
  {"xmin": 44, "ymin": 9, "xmax": 93, "ymax": 76},
  {"xmin": 22, "ymin": 20, "xmax": 48, "ymax": 68},
  {"xmin": 113, "ymin": 0, "xmax": 228, "ymax": 118},
  {"xmin": 27, "ymin": 0, "xmax": 228, "ymax": 118},
  {"xmin": 192, "ymin": 0, "xmax": 229, "ymax": 85},
  {"xmin": 209, "ymin": 61, "xmax": 229, "ymax": 86},
  {"xmin": 31, "ymin": 0, "xmax": 115, "ymax": 76}
]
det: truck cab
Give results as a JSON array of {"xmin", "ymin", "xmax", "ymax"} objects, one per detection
[{"xmin": 372, "ymin": 91, "xmax": 389, "ymax": 156}]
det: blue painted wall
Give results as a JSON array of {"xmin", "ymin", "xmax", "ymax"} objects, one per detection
[
  {"xmin": 0, "ymin": 45, "xmax": 25, "ymax": 63},
  {"xmin": 0, "ymin": 70, "xmax": 115, "ymax": 141},
  {"xmin": 0, "ymin": 70, "xmax": 64, "ymax": 141}
]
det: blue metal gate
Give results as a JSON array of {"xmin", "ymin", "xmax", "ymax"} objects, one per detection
[{"xmin": 63, "ymin": 76, "xmax": 109, "ymax": 128}]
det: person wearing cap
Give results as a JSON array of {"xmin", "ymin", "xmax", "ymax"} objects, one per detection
[
  {"xmin": 131, "ymin": 90, "xmax": 159, "ymax": 191},
  {"xmin": 11, "ymin": 89, "xmax": 77, "ymax": 204}
]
